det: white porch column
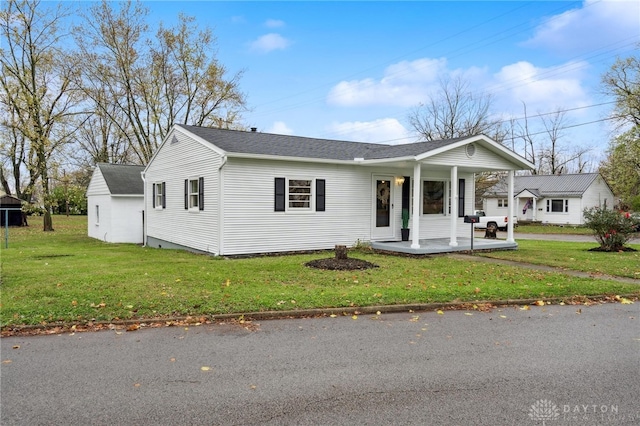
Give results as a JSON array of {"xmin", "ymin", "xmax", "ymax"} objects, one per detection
[
  {"xmin": 532, "ymin": 197, "xmax": 537, "ymax": 221},
  {"xmin": 507, "ymin": 170, "xmax": 515, "ymax": 243},
  {"xmin": 411, "ymin": 163, "xmax": 421, "ymax": 249},
  {"xmin": 449, "ymin": 166, "xmax": 458, "ymax": 247}
]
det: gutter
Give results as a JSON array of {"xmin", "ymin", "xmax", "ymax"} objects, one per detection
[{"xmin": 140, "ymin": 170, "xmax": 146, "ymax": 247}]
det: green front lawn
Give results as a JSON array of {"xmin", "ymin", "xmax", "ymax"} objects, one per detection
[{"xmin": 1, "ymin": 215, "xmax": 638, "ymax": 327}]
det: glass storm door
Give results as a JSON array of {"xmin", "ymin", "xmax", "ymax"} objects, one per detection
[{"xmin": 372, "ymin": 176, "xmax": 394, "ymax": 240}]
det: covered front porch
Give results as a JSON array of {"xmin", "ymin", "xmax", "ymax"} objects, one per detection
[{"xmin": 371, "ymin": 236, "xmax": 517, "ymax": 255}]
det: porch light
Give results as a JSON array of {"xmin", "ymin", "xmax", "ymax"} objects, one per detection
[{"xmin": 395, "ymin": 176, "xmax": 405, "ymax": 186}]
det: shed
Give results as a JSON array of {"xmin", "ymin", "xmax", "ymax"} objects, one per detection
[
  {"xmin": 0, "ymin": 194, "xmax": 25, "ymax": 227},
  {"xmin": 86, "ymin": 163, "xmax": 145, "ymax": 243}
]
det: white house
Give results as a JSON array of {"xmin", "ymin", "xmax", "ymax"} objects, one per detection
[
  {"xmin": 142, "ymin": 125, "xmax": 533, "ymax": 256},
  {"xmin": 482, "ymin": 173, "xmax": 615, "ymax": 225},
  {"xmin": 86, "ymin": 163, "xmax": 145, "ymax": 243}
]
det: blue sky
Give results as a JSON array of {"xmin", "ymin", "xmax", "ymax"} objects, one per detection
[{"xmin": 95, "ymin": 1, "xmax": 639, "ymax": 162}]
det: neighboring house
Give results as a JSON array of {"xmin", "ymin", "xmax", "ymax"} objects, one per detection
[
  {"xmin": 142, "ymin": 124, "xmax": 533, "ymax": 256},
  {"xmin": 86, "ymin": 163, "xmax": 145, "ymax": 243},
  {"xmin": 482, "ymin": 173, "xmax": 615, "ymax": 225},
  {"xmin": 0, "ymin": 194, "xmax": 25, "ymax": 226}
]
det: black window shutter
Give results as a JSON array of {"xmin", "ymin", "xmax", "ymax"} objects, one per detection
[
  {"xmin": 458, "ymin": 179, "xmax": 465, "ymax": 217},
  {"xmin": 274, "ymin": 177, "xmax": 285, "ymax": 211},
  {"xmin": 184, "ymin": 179, "xmax": 188, "ymax": 210},
  {"xmin": 152, "ymin": 183, "xmax": 156, "ymax": 208},
  {"xmin": 401, "ymin": 176, "xmax": 411, "ymax": 211},
  {"xmin": 316, "ymin": 179, "xmax": 325, "ymax": 212},
  {"xmin": 198, "ymin": 177, "xmax": 204, "ymax": 210},
  {"xmin": 162, "ymin": 182, "xmax": 166, "ymax": 209}
]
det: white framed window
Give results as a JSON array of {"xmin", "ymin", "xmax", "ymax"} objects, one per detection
[
  {"xmin": 498, "ymin": 198, "xmax": 509, "ymax": 208},
  {"xmin": 184, "ymin": 177, "xmax": 204, "ymax": 211},
  {"xmin": 189, "ymin": 179, "xmax": 199, "ymax": 209},
  {"xmin": 153, "ymin": 182, "xmax": 165, "ymax": 209},
  {"xmin": 95, "ymin": 205, "xmax": 99, "ymax": 225},
  {"xmin": 288, "ymin": 179, "xmax": 312, "ymax": 210},
  {"xmin": 423, "ymin": 180, "xmax": 447, "ymax": 215},
  {"xmin": 275, "ymin": 178, "xmax": 325, "ymax": 212},
  {"xmin": 547, "ymin": 199, "xmax": 568, "ymax": 213}
]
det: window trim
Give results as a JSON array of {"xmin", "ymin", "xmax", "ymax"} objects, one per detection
[
  {"xmin": 153, "ymin": 182, "xmax": 165, "ymax": 209},
  {"xmin": 274, "ymin": 177, "xmax": 325, "ymax": 213},
  {"xmin": 422, "ymin": 179, "xmax": 448, "ymax": 216},
  {"xmin": 184, "ymin": 177, "xmax": 204, "ymax": 211},
  {"xmin": 497, "ymin": 198, "xmax": 509, "ymax": 208},
  {"xmin": 546, "ymin": 198, "xmax": 569, "ymax": 213},
  {"xmin": 95, "ymin": 204, "xmax": 99, "ymax": 225}
]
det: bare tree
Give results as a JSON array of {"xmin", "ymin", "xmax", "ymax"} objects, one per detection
[
  {"xmin": 74, "ymin": 1, "xmax": 247, "ymax": 164},
  {"xmin": 601, "ymin": 51, "xmax": 640, "ymax": 128},
  {"xmin": 408, "ymin": 75, "xmax": 505, "ymax": 142},
  {"xmin": 0, "ymin": 0, "xmax": 85, "ymax": 230}
]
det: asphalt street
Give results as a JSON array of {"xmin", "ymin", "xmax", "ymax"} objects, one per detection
[{"xmin": 1, "ymin": 303, "xmax": 639, "ymax": 425}]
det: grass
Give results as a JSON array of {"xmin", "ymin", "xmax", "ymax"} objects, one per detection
[
  {"xmin": 515, "ymin": 223, "xmax": 593, "ymax": 234},
  {"xmin": 480, "ymin": 240, "xmax": 640, "ymax": 279},
  {"xmin": 1, "ymin": 215, "xmax": 638, "ymax": 327}
]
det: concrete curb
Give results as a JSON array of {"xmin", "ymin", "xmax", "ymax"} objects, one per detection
[{"xmin": 3, "ymin": 294, "xmax": 638, "ymax": 336}]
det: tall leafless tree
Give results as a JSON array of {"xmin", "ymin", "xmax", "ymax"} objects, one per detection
[
  {"xmin": 0, "ymin": 0, "xmax": 85, "ymax": 230},
  {"xmin": 408, "ymin": 75, "xmax": 505, "ymax": 142},
  {"xmin": 74, "ymin": 1, "xmax": 247, "ymax": 164}
]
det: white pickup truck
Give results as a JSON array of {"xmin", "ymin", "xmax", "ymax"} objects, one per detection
[{"xmin": 472, "ymin": 210, "xmax": 517, "ymax": 232}]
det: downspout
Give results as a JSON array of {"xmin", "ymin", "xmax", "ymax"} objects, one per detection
[
  {"xmin": 411, "ymin": 162, "xmax": 421, "ymax": 249},
  {"xmin": 141, "ymin": 170, "xmax": 147, "ymax": 246},
  {"xmin": 506, "ymin": 170, "xmax": 515, "ymax": 243},
  {"xmin": 217, "ymin": 155, "xmax": 227, "ymax": 256},
  {"xmin": 449, "ymin": 165, "xmax": 458, "ymax": 247}
]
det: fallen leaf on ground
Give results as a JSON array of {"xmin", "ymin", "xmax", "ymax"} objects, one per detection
[
  {"xmin": 12, "ymin": 345, "xmax": 20, "ymax": 349},
  {"xmin": 201, "ymin": 366, "xmax": 211, "ymax": 371},
  {"xmin": 329, "ymin": 314, "xmax": 337, "ymax": 318},
  {"xmin": 534, "ymin": 300, "xmax": 545, "ymax": 306},
  {"xmin": 520, "ymin": 305, "xmax": 531, "ymax": 311},
  {"xmin": 499, "ymin": 315, "xmax": 507, "ymax": 319},
  {"xmin": 620, "ymin": 298, "xmax": 634, "ymax": 305},
  {"xmin": 2, "ymin": 360, "xmax": 12, "ymax": 364},
  {"xmin": 436, "ymin": 310, "xmax": 444, "ymax": 315},
  {"xmin": 126, "ymin": 324, "xmax": 140, "ymax": 332},
  {"xmin": 351, "ymin": 315, "xmax": 358, "ymax": 320},
  {"xmin": 464, "ymin": 313, "xmax": 473, "ymax": 316}
]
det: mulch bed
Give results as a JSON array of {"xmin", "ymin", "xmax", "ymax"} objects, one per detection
[
  {"xmin": 305, "ymin": 257, "xmax": 379, "ymax": 270},
  {"xmin": 588, "ymin": 246, "xmax": 637, "ymax": 252}
]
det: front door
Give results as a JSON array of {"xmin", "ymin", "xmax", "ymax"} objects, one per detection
[{"xmin": 372, "ymin": 175, "xmax": 395, "ymax": 240}]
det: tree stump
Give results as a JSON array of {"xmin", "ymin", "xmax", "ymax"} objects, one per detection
[
  {"xmin": 335, "ymin": 245, "xmax": 348, "ymax": 260},
  {"xmin": 484, "ymin": 227, "xmax": 497, "ymax": 239}
]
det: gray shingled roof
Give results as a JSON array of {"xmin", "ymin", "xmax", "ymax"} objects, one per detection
[
  {"xmin": 485, "ymin": 173, "xmax": 601, "ymax": 198},
  {"xmin": 178, "ymin": 124, "xmax": 466, "ymax": 161},
  {"xmin": 97, "ymin": 163, "xmax": 145, "ymax": 195}
]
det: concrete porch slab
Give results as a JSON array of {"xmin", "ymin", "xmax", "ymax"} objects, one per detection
[{"xmin": 370, "ymin": 237, "xmax": 517, "ymax": 255}]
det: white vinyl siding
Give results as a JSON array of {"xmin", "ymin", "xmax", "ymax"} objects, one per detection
[{"xmin": 144, "ymin": 129, "xmax": 220, "ymax": 254}]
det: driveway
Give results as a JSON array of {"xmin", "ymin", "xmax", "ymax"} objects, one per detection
[{"xmin": 2, "ymin": 304, "xmax": 639, "ymax": 425}]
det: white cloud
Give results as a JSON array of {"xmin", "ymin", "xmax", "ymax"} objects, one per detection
[
  {"xmin": 249, "ymin": 33, "xmax": 291, "ymax": 54},
  {"xmin": 267, "ymin": 121, "xmax": 294, "ymax": 135},
  {"xmin": 523, "ymin": 0, "xmax": 640, "ymax": 54},
  {"xmin": 491, "ymin": 60, "xmax": 590, "ymax": 113},
  {"xmin": 326, "ymin": 118, "xmax": 412, "ymax": 144},
  {"xmin": 327, "ymin": 58, "xmax": 449, "ymax": 107},
  {"xmin": 265, "ymin": 19, "xmax": 285, "ymax": 28}
]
